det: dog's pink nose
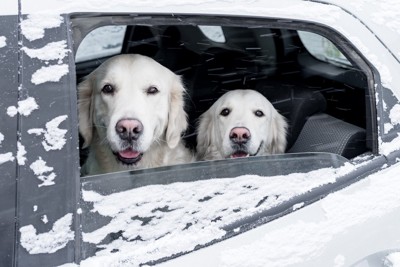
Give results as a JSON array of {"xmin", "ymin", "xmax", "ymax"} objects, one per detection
[
  {"xmin": 116, "ymin": 119, "xmax": 143, "ymax": 141},
  {"xmin": 229, "ymin": 127, "xmax": 251, "ymax": 144}
]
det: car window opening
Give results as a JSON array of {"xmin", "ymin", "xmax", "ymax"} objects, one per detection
[{"xmin": 73, "ymin": 16, "xmax": 372, "ymax": 177}]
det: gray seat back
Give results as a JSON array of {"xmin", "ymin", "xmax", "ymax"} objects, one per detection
[{"xmin": 288, "ymin": 113, "xmax": 366, "ymax": 159}]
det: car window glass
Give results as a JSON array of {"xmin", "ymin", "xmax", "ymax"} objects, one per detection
[
  {"xmin": 75, "ymin": 25, "xmax": 126, "ymax": 62},
  {"xmin": 198, "ymin": 25, "xmax": 226, "ymax": 43},
  {"xmin": 298, "ymin": 30, "xmax": 351, "ymax": 67}
]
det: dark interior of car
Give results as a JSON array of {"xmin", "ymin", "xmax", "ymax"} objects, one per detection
[{"xmin": 75, "ymin": 20, "xmax": 372, "ymax": 168}]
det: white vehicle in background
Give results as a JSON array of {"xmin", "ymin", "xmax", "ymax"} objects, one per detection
[{"xmin": 1, "ymin": 0, "xmax": 400, "ymax": 266}]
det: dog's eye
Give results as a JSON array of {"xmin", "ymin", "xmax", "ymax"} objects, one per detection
[
  {"xmin": 220, "ymin": 108, "xmax": 230, "ymax": 117},
  {"xmin": 255, "ymin": 110, "xmax": 264, "ymax": 117},
  {"xmin": 146, "ymin": 86, "xmax": 159, "ymax": 95},
  {"xmin": 102, "ymin": 84, "xmax": 114, "ymax": 94}
]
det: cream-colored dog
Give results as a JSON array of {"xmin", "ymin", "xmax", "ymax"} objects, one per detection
[
  {"xmin": 78, "ymin": 54, "xmax": 193, "ymax": 175},
  {"xmin": 196, "ymin": 89, "xmax": 288, "ymax": 160}
]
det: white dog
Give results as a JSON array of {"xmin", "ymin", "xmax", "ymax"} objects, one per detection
[
  {"xmin": 196, "ymin": 89, "xmax": 288, "ymax": 160},
  {"xmin": 78, "ymin": 54, "xmax": 193, "ymax": 175}
]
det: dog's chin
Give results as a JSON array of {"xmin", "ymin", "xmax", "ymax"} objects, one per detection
[{"xmin": 113, "ymin": 148, "xmax": 143, "ymax": 165}]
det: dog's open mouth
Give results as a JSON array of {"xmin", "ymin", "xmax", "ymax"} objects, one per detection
[
  {"xmin": 230, "ymin": 151, "xmax": 250, "ymax": 158},
  {"xmin": 114, "ymin": 148, "xmax": 143, "ymax": 165},
  {"xmin": 229, "ymin": 141, "xmax": 264, "ymax": 159}
]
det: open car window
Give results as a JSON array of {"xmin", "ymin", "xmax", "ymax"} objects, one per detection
[{"xmin": 71, "ymin": 14, "xmax": 377, "ymax": 265}]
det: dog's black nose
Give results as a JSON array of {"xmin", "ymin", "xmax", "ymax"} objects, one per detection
[
  {"xmin": 229, "ymin": 127, "xmax": 251, "ymax": 144},
  {"xmin": 116, "ymin": 119, "xmax": 143, "ymax": 141}
]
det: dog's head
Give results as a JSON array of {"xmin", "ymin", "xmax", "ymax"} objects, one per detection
[
  {"xmin": 196, "ymin": 89, "xmax": 287, "ymax": 160},
  {"xmin": 78, "ymin": 54, "xmax": 187, "ymax": 165}
]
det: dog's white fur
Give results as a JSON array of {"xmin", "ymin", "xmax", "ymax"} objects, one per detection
[
  {"xmin": 196, "ymin": 89, "xmax": 288, "ymax": 160},
  {"xmin": 78, "ymin": 54, "xmax": 193, "ymax": 175}
]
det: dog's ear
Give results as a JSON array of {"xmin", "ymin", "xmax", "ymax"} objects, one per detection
[
  {"xmin": 267, "ymin": 110, "xmax": 288, "ymax": 154},
  {"xmin": 166, "ymin": 76, "xmax": 188, "ymax": 149},
  {"xmin": 78, "ymin": 75, "xmax": 95, "ymax": 148},
  {"xmin": 196, "ymin": 108, "xmax": 214, "ymax": 160}
]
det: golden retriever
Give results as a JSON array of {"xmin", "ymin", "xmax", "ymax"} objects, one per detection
[
  {"xmin": 78, "ymin": 54, "xmax": 193, "ymax": 175},
  {"xmin": 196, "ymin": 89, "xmax": 288, "ymax": 160}
]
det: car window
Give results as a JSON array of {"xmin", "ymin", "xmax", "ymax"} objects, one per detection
[
  {"xmin": 75, "ymin": 25, "xmax": 126, "ymax": 62},
  {"xmin": 72, "ymin": 14, "xmax": 376, "ymax": 264},
  {"xmin": 298, "ymin": 30, "xmax": 351, "ymax": 68},
  {"xmin": 198, "ymin": 25, "xmax": 226, "ymax": 43}
]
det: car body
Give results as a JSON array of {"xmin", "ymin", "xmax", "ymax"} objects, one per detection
[{"xmin": 1, "ymin": 0, "xmax": 400, "ymax": 266}]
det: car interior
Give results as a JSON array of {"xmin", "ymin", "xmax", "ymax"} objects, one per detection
[{"xmin": 73, "ymin": 16, "xmax": 374, "ymax": 171}]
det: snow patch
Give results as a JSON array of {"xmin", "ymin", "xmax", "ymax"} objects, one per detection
[
  {"xmin": 384, "ymin": 252, "xmax": 400, "ymax": 267},
  {"xmin": 42, "ymin": 215, "xmax": 49, "ymax": 224},
  {"xmin": 7, "ymin": 97, "xmax": 39, "ymax": 117},
  {"xmin": 389, "ymin": 104, "xmax": 400, "ymax": 125},
  {"xmin": 0, "ymin": 132, "xmax": 4, "ymax": 144},
  {"xmin": 17, "ymin": 142, "xmax": 27, "ymax": 166},
  {"xmin": 29, "ymin": 157, "xmax": 56, "ymax": 187},
  {"xmin": 334, "ymin": 254, "xmax": 346, "ymax": 267},
  {"xmin": 21, "ymin": 14, "xmax": 63, "ymax": 42},
  {"xmin": 0, "ymin": 36, "xmax": 6, "ymax": 48},
  {"xmin": 384, "ymin": 123, "xmax": 394, "ymax": 134},
  {"xmin": 219, "ymin": 162, "xmax": 400, "ymax": 267},
  {"xmin": 31, "ymin": 64, "xmax": 69, "ymax": 85},
  {"xmin": 33, "ymin": 205, "xmax": 38, "ymax": 212},
  {"xmin": 20, "ymin": 213, "xmax": 74, "ymax": 254},
  {"xmin": 57, "ymin": 264, "xmax": 79, "ymax": 267},
  {"xmin": 22, "ymin": 41, "xmax": 69, "ymax": 63},
  {"xmin": 0, "ymin": 152, "xmax": 15, "ymax": 165},
  {"xmin": 292, "ymin": 202, "xmax": 304, "ymax": 211},
  {"xmin": 28, "ymin": 115, "xmax": 68, "ymax": 151},
  {"xmin": 80, "ymin": 164, "xmax": 354, "ymax": 266}
]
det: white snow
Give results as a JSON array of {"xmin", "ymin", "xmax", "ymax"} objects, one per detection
[
  {"xmin": 384, "ymin": 252, "xmax": 400, "ymax": 267},
  {"xmin": 292, "ymin": 202, "xmax": 304, "ymax": 211},
  {"xmin": 389, "ymin": 104, "xmax": 400, "ymax": 125},
  {"xmin": 17, "ymin": 141, "xmax": 27, "ymax": 166},
  {"xmin": 80, "ymin": 163, "xmax": 354, "ymax": 266},
  {"xmin": 21, "ymin": 14, "xmax": 63, "ymax": 42},
  {"xmin": 0, "ymin": 132, "xmax": 4, "ymax": 144},
  {"xmin": 334, "ymin": 254, "xmax": 346, "ymax": 267},
  {"xmin": 217, "ymin": 162, "xmax": 400, "ymax": 267},
  {"xmin": 31, "ymin": 64, "xmax": 69, "ymax": 85},
  {"xmin": 0, "ymin": 152, "xmax": 15, "ymax": 165},
  {"xmin": 20, "ymin": 213, "xmax": 74, "ymax": 254},
  {"xmin": 0, "ymin": 36, "xmax": 6, "ymax": 48},
  {"xmin": 28, "ymin": 115, "xmax": 68, "ymax": 151},
  {"xmin": 29, "ymin": 157, "xmax": 56, "ymax": 187},
  {"xmin": 42, "ymin": 215, "xmax": 49, "ymax": 224},
  {"xmin": 57, "ymin": 264, "xmax": 79, "ymax": 267},
  {"xmin": 1, "ymin": 0, "xmax": 17, "ymax": 15},
  {"xmin": 7, "ymin": 97, "xmax": 39, "ymax": 117},
  {"xmin": 33, "ymin": 205, "xmax": 38, "ymax": 212},
  {"xmin": 22, "ymin": 41, "xmax": 69, "ymax": 63}
]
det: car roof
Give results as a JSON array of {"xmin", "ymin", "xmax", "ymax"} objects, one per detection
[
  {"xmin": 17, "ymin": 0, "xmax": 400, "ymax": 62},
  {"xmin": 317, "ymin": 0, "xmax": 400, "ymax": 65}
]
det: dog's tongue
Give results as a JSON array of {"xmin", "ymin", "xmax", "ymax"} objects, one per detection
[
  {"xmin": 230, "ymin": 152, "xmax": 249, "ymax": 158},
  {"xmin": 119, "ymin": 148, "xmax": 140, "ymax": 159}
]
